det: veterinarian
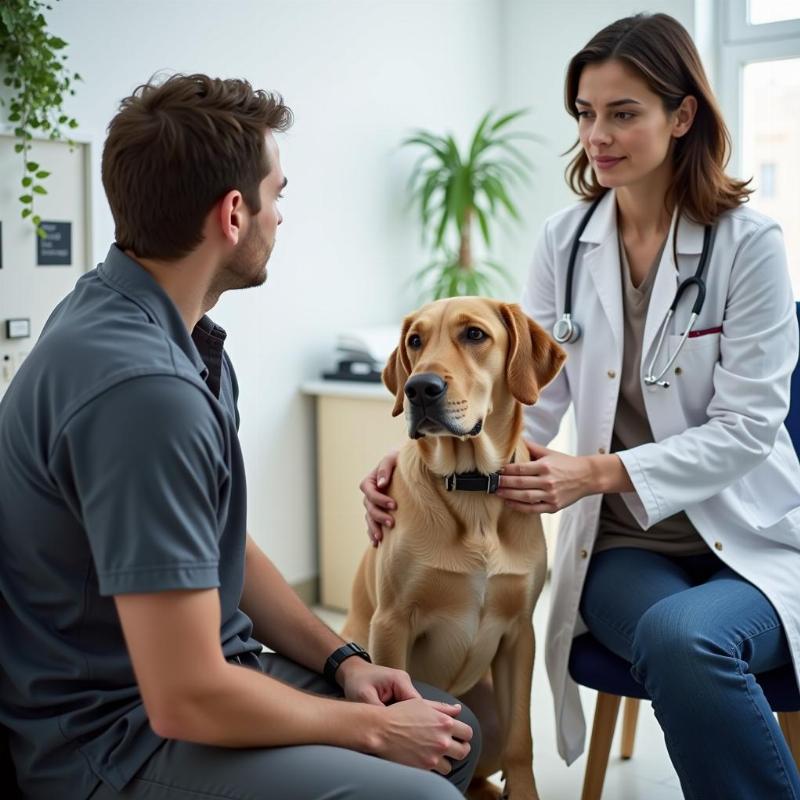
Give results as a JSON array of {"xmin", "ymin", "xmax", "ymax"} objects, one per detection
[
  {"xmin": 0, "ymin": 75, "xmax": 480, "ymax": 800},
  {"xmin": 362, "ymin": 13, "xmax": 800, "ymax": 799}
]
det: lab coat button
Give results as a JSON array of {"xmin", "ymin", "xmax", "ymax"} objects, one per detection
[
  {"xmin": 674, "ymin": 366, "xmax": 683, "ymax": 375},
  {"xmin": 580, "ymin": 548, "xmax": 588, "ymax": 559},
  {"xmin": 607, "ymin": 369, "xmax": 616, "ymax": 379},
  {"xmin": 597, "ymin": 447, "xmax": 606, "ymax": 454},
  {"xmin": 714, "ymin": 541, "xmax": 723, "ymax": 551}
]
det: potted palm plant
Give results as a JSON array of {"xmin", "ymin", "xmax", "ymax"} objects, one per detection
[{"xmin": 404, "ymin": 109, "xmax": 538, "ymax": 300}]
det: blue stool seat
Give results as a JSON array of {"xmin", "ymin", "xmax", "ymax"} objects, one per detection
[{"xmin": 569, "ymin": 632, "xmax": 800, "ymax": 712}]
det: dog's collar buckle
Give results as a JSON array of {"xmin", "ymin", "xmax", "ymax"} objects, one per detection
[{"xmin": 444, "ymin": 471, "xmax": 500, "ymax": 494}]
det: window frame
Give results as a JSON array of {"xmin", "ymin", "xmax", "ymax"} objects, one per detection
[
  {"xmin": 718, "ymin": 0, "xmax": 800, "ymax": 177},
  {"xmin": 724, "ymin": 0, "xmax": 800, "ymax": 43}
]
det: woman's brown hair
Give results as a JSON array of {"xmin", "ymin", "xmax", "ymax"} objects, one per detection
[
  {"xmin": 102, "ymin": 74, "xmax": 293, "ymax": 260},
  {"xmin": 564, "ymin": 13, "xmax": 751, "ymax": 225}
]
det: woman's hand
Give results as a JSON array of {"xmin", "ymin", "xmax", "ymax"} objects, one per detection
[
  {"xmin": 496, "ymin": 440, "xmax": 604, "ymax": 513},
  {"xmin": 360, "ymin": 450, "xmax": 399, "ymax": 546}
]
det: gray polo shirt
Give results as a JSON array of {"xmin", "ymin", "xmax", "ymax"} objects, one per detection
[{"xmin": 0, "ymin": 245, "xmax": 260, "ymax": 798}]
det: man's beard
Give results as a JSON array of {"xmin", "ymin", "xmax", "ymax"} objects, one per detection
[{"xmin": 218, "ymin": 220, "xmax": 273, "ymax": 293}]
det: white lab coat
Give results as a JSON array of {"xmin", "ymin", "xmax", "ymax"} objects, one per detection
[{"xmin": 521, "ymin": 189, "xmax": 800, "ymax": 765}]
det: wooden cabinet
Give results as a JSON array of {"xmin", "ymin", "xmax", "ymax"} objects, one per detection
[{"xmin": 303, "ymin": 381, "xmax": 406, "ymax": 610}]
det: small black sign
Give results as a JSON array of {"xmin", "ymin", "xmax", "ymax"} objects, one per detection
[{"xmin": 37, "ymin": 221, "xmax": 72, "ymax": 266}]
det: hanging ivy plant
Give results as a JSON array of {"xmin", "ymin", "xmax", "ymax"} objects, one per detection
[{"xmin": 0, "ymin": 0, "xmax": 80, "ymax": 238}]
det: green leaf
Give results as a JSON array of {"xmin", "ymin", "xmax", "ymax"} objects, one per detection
[
  {"xmin": 21, "ymin": 176, "xmax": 32, "ymax": 187},
  {"xmin": 419, "ymin": 171, "xmax": 441, "ymax": 227},
  {"xmin": 32, "ymin": 185, "xmax": 48, "ymax": 195},
  {"xmin": 26, "ymin": 162, "xmax": 40, "ymax": 172},
  {"xmin": 434, "ymin": 185, "xmax": 453, "ymax": 249},
  {"xmin": 19, "ymin": 194, "xmax": 33, "ymax": 203},
  {"xmin": 490, "ymin": 108, "xmax": 529, "ymax": 132},
  {"xmin": 493, "ymin": 140, "xmax": 534, "ymax": 170},
  {"xmin": 468, "ymin": 110, "xmax": 494, "ymax": 162},
  {"xmin": 21, "ymin": 208, "xmax": 32, "ymax": 219},
  {"xmin": 402, "ymin": 133, "xmax": 450, "ymax": 164},
  {"xmin": 32, "ymin": 215, "xmax": 41, "ymax": 225},
  {"xmin": 35, "ymin": 170, "xmax": 50, "ymax": 179},
  {"xmin": 14, "ymin": 143, "xmax": 24, "ymax": 153},
  {"xmin": 474, "ymin": 205, "xmax": 491, "ymax": 246}
]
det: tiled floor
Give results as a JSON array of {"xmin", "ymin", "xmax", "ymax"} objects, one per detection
[{"xmin": 313, "ymin": 580, "xmax": 685, "ymax": 800}]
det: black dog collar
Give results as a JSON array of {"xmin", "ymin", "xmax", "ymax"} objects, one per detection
[
  {"xmin": 444, "ymin": 471, "xmax": 501, "ymax": 494},
  {"xmin": 443, "ymin": 452, "xmax": 514, "ymax": 495}
]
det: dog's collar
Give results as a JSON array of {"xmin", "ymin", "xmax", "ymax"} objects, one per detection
[
  {"xmin": 443, "ymin": 453, "xmax": 515, "ymax": 494},
  {"xmin": 443, "ymin": 471, "xmax": 501, "ymax": 494}
]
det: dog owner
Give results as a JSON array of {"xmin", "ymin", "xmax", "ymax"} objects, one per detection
[
  {"xmin": 362, "ymin": 13, "xmax": 800, "ymax": 799},
  {"xmin": 0, "ymin": 74, "xmax": 479, "ymax": 800}
]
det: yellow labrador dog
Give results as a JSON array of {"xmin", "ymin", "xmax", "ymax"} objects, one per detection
[{"xmin": 342, "ymin": 297, "xmax": 565, "ymax": 800}]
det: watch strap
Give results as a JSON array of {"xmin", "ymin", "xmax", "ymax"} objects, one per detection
[{"xmin": 323, "ymin": 642, "xmax": 372, "ymax": 685}]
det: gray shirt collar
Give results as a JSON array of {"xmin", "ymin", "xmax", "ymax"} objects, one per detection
[{"xmin": 96, "ymin": 244, "xmax": 224, "ymax": 383}]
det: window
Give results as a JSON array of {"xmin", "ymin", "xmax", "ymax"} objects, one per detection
[
  {"xmin": 720, "ymin": 1, "xmax": 800, "ymax": 295},
  {"xmin": 758, "ymin": 162, "xmax": 777, "ymax": 199},
  {"xmin": 748, "ymin": 0, "xmax": 799, "ymax": 26}
]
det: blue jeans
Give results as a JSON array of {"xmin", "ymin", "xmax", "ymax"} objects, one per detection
[{"xmin": 580, "ymin": 547, "xmax": 800, "ymax": 800}]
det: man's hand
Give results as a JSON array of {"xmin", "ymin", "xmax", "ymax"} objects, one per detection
[
  {"xmin": 336, "ymin": 656, "xmax": 420, "ymax": 705},
  {"xmin": 372, "ymin": 698, "xmax": 473, "ymax": 775}
]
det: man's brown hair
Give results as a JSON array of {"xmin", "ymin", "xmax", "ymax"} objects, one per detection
[{"xmin": 102, "ymin": 73, "xmax": 293, "ymax": 260}]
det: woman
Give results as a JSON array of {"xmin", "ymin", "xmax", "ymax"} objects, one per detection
[{"xmin": 362, "ymin": 13, "xmax": 800, "ymax": 799}]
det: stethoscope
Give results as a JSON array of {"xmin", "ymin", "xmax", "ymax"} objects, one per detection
[{"xmin": 552, "ymin": 193, "xmax": 717, "ymax": 388}]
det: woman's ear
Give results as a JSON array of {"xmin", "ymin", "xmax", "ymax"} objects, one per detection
[
  {"xmin": 382, "ymin": 318, "xmax": 412, "ymax": 417},
  {"xmin": 673, "ymin": 95, "xmax": 698, "ymax": 139}
]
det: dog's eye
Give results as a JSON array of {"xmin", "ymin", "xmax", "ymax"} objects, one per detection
[
  {"xmin": 466, "ymin": 327, "xmax": 487, "ymax": 342},
  {"xmin": 407, "ymin": 334, "xmax": 422, "ymax": 349}
]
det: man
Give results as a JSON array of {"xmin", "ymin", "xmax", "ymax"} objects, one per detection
[{"xmin": 0, "ymin": 74, "xmax": 478, "ymax": 800}]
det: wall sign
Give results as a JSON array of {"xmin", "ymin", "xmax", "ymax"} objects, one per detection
[
  {"xmin": 6, "ymin": 318, "xmax": 31, "ymax": 339},
  {"xmin": 36, "ymin": 221, "xmax": 72, "ymax": 266}
]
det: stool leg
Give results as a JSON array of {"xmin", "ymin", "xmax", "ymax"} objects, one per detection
[
  {"xmin": 620, "ymin": 697, "xmax": 640, "ymax": 760},
  {"xmin": 582, "ymin": 692, "xmax": 621, "ymax": 800},
  {"xmin": 778, "ymin": 711, "xmax": 800, "ymax": 773}
]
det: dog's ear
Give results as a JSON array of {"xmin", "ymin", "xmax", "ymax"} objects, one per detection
[
  {"xmin": 500, "ymin": 303, "xmax": 566, "ymax": 405},
  {"xmin": 382, "ymin": 318, "xmax": 413, "ymax": 417}
]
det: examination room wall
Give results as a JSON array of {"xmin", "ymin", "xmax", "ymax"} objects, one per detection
[{"xmin": 25, "ymin": 0, "xmax": 694, "ymax": 590}]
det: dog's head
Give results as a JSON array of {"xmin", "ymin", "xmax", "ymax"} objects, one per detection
[{"xmin": 383, "ymin": 297, "xmax": 565, "ymax": 439}]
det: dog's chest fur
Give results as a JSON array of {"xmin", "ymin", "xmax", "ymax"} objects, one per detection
[{"xmin": 384, "ymin": 478, "xmax": 546, "ymax": 696}]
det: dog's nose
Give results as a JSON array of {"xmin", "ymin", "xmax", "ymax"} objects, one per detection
[{"xmin": 404, "ymin": 373, "xmax": 447, "ymax": 406}]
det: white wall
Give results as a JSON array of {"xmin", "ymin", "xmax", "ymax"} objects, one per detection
[{"xmin": 4, "ymin": 0, "xmax": 700, "ymax": 587}]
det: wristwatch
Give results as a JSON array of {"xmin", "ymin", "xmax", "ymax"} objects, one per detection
[{"xmin": 323, "ymin": 642, "xmax": 372, "ymax": 685}]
